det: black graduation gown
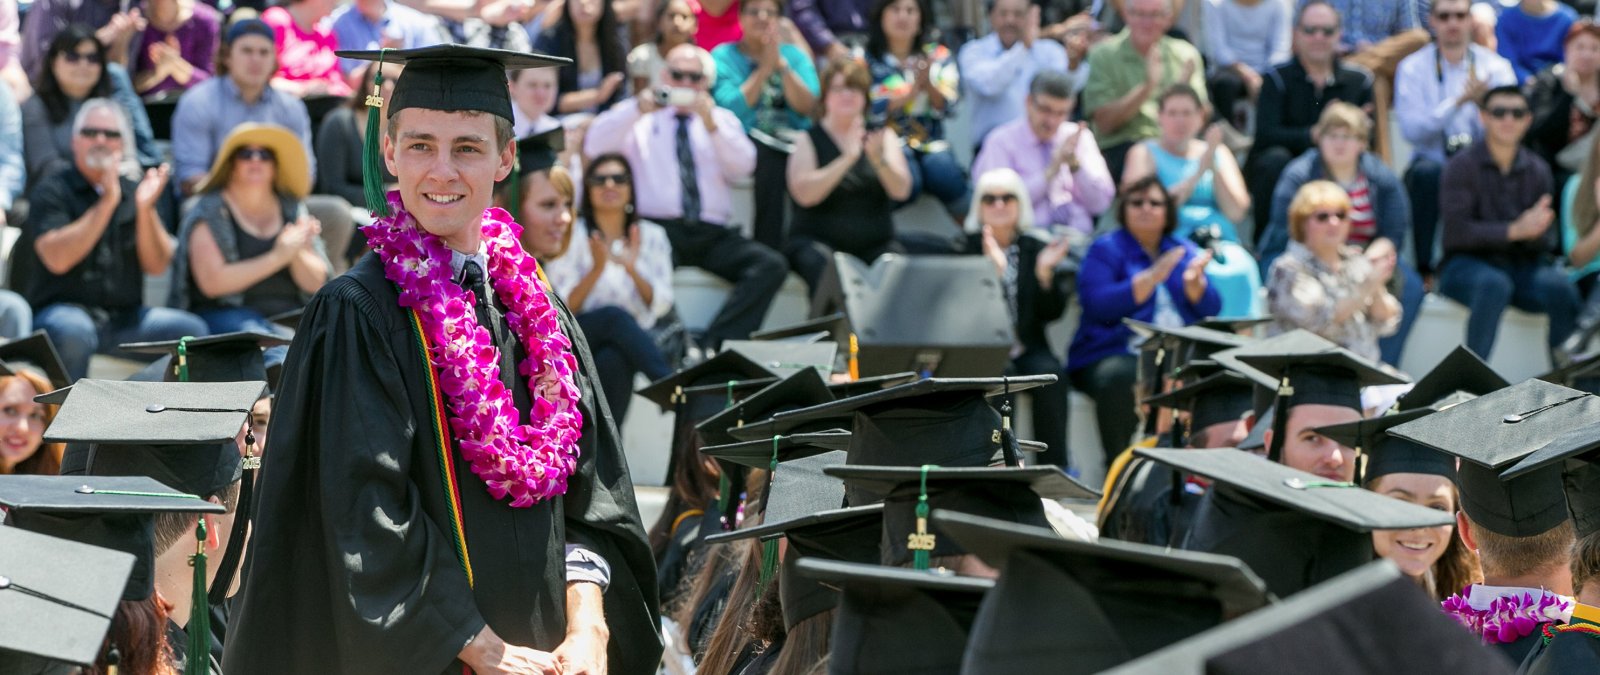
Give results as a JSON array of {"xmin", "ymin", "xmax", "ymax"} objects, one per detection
[
  {"xmin": 1522, "ymin": 623, "xmax": 1600, "ymax": 674},
  {"xmin": 1098, "ymin": 457, "xmax": 1205, "ymax": 547},
  {"xmin": 223, "ymin": 253, "xmax": 661, "ymax": 675},
  {"xmin": 1494, "ymin": 630, "xmax": 1549, "ymax": 667},
  {"xmin": 657, "ymin": 502, "xmax": 722, "ymax": 608}
]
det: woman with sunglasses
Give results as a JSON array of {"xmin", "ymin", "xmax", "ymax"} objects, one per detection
[
  {"xmin": 961, "ymin": 168, "xmax": 1072, "ymax": 467},
  {"xmin": 543, "ymin": 153, "xmax": 674, "ymax": 422},
  {"xmin": 173, "ymin": 123, "xmax": 329, "ymax": 335},
  {"xmin": 21, "ymin": 25, "xmax": 158, "ymax": 188},
  {"xmin": 1068, "ymin": 174, "xmax": 1218, "ymax": 467},
  {"xmin": 1265, "ymin": 180, "xmax": 1399, "ymax": 361}
]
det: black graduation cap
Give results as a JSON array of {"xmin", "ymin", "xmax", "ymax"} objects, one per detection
[
  {"xmin": 1125, "ymin": 320, "xmax": 1254, "ymax": 384},
  {"xmin": 826, "ymin": 464, "xmax": 1098, "ymax": 566},
  {"xmin": 1396, "ymin": 345, "xmax": 1507, "ymax": 412},
  {"xmin": 730, "ymin": 376, "xmax": 1053, "ymax": 474},
  {"xmin": 43, "ymin": 379, "xmax": 267, "ymax": 498},
  {"xmin": 778, "ymin": 505, "xmax": 884, "ymax": 630},
  {"xmin": 119, "ymin": 332, "xmax": 288, "ymax": 383},
  {"xmin": 1312, "ymin": 408, "xmax": 1456, "ymax": 482},
  {"xmin": 795, "ymin": 557, "xmax": 994, "ymax": 675},
  {"xmin": 1137, "ymin": 447, "xmax": 1453, "ymax": 597},
  {"xmin": 1497, "ymin": 415, "xmax": 1600, "ymax": 538},
  {"xmin": 0, "ymin": 474, "xmax": 224, "ymax": 602},
  {"xmin": 721, "ymin": 340, "xmax": 837, "ymax": 379},
  {"xmin": 0, "ymin": 331, "xmax": 71, "ymax": 390},
  {"xmin": 635, "ymin": 349, "xmax": 779, "ymax": 417},
  {"xmin": 336, "ymin": 45, "xmax": 568, "ymax": 122},
  {"xmin": 696, "ymin": 368, "xmax": 836, "ymax": 448},
  {"xmin": 1141, "ymin": 371, "xmax": 1255, "ymax": 438},
  {"xmin": 1387, "ymin": 379, "xmax": 1588, "ymax": 537},
  {"xmin": 703, "ymin": 450, "xmax": 853, "ymax": 545},
  {"xmin": 699, "ymin": 430, "xmax": 852, "ymax": 471},
  {"xmin": 515, "ymin": 127, "xmax": 565, "ymax": 176},
  {"xmin": 0, "ymin": 525, "xmax": 135, "ymax": 667},
  {"xmin": 749, "ymin": 313, "xmax": 849, "ymax": 343},
  {"xmin": 825, "ymin": 371, "xmax": 920, "ymax": 399},
  {"xmin": 934, "ymin": 510, "xmax": 1271, "ymax": 674},
  {"xmin": 1102, "ymin": 561, "xmax": 1518, "ymax": 675}
]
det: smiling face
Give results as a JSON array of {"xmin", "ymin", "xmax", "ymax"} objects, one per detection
[
  {"xmin": 519, "ymin": 170, "xmax": 574, "ymax": 258},
  {"xmin": 1370, "ymin": 472, "xmax": 1457, "ymax": 579},
  {"xmin": 739, "ymin": 0, "xmax": 781, "ymax": 42},
  {"xmin": 72, "ymin": 105, "xmax": 126, "ymax": 177},
  {"xmin": 0, "ymin": 377, "xmax": 45, "ymax": 473},
  {"xmin": 1294, "ymin": 4, "xmax": 1340, "ymax": 65},
  {"xmin": 385, "ymin": 108, "xmax": 516, "ymax": 252},
  {"xmin": 1275, "ymin": 404, "xmax": 1361, "ymax": 482},
  {"xmin": 1124, "ymin": 0, "xmax": 1173, "ymax": 49},
  {"xmin": 52, "ymin": 39, "xmax": 103, "ymax": 100},
  {"xmin": 1430, "ymin": 0, "xmax": 1472, "ymax": 50},
  {"xmin": 586, "ymin": 157, "xmax": 633, "ymax": 213}
]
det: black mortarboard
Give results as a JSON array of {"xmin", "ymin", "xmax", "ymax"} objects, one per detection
[
  {"xmin": 1499, "ymin": 416, "xmax": 1600, "ymax": 538},
  {"xmin": 696, "ymin": 368, "xmax": 835, "ymax": 448},
  {"xmin": 796, "ymin": 557, "xmax": 993, "ymax": 675},
  {"xmin": 0, "ymin": 475, "xmax": 224, "ymax": 602},
  {"xmin": 120, "ymin": 331, "xmax": 288, "ymax": 383},
  {"xmin": 336, "ymin": 45, "xmax": 567, "ymax": 122},
  {"xmin": 1312, "ymin": 408, "xmax": 1456, "ymax": 482},
  {"xmin": 825, "ymin": 372, "xmax": 920, "ymax": 399},
  {"xmin": 778, "ymin": 506, "xmax": 884, "ymax": 630},
  {"xmin": 0, "ymin": 525, "xmax": 134, "ymax": 667},
  {"xmin": 1231, "ymin": 330, "xmax": 1408, "ymax": 411},
  {"xmin": 1103, "ymin": 561, "xmax": 1517, "ymax": 675},
  {"xmin": 1125, "ymin": 320, "xmax": 1254, "ymax": 383},
  {"xmin": 750, "ymin": 313, "xmax": 849, "ymax": 343},
  {"xmin": 721, "ymin": 340, "xmax": 838, "ymax": 379},
  {"xmin": 731, "ymin": 377, "xmax": 1053, "ymax": 474},
  {"xmin": 636, "ymin": 350, "xmax": 778, "ymax": 416},
  {"xmin": 1396, "ymin": 346, "xmax": 1508, "ymax": 412},
  {"xmin": 44, "ymin": 380, "xmax": 266, "ymax": 498},
  {"xmin": 699, "ymin": 430, "xmax": 852, "ymax": 472},
  {"xmin": 826, "ymin": 464, "xmax": 1098, "ymax": 566},
  {"xmin": 703, "ymin": 451, "xmax": 851, "ymax": 544},
  {"xmin": 936, "ymin": 510, "xmax": 1271, "ymax": 674},
  {"xmin": 515, "ymin": 127, "xmax": 565, "ymax": 176},
  {"xmin": 1138, "ymin": 447, "xmax": 1453, "ymax": 597},
  {"xmin": 0, "ymin": 331, "xmax": 71, "ymax": 390},
  {"xmin": 1387, "ymin": 379, "xmax": 1586, "ymax": 537},
  {"xmin": 1141, "ymin": 371, "xmax": 1255, "ymax": 437}
]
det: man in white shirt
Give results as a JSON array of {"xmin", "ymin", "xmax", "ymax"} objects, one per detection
[{"xmin": 957, "ymin": 0, "xmax": 1067, "ymax": 151}]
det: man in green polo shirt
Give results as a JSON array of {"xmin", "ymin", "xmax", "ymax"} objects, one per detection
[{"xmin": 1081, "ymin": 0, "xmax": 1207, "ymax": 183}]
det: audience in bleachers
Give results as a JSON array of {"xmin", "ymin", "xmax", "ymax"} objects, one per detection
[
  {"xmin": 0, "ymin": 0, "xmax": 28, "ymax": 100},
  {"xmin": 1069, "ymin": 174, "xmax": 1219, "ymax": 466},
  {"xmin": 21, "ymin": 0, "xmax": 140, "ymax": 76},
  {"xmin": 132, "ymin": 0, "xmax": 222, "ymax": 99},
  {"xmin": 330, "ymin": 0, "xmax": 443, "ymax": 75},
  {"xmin": 1525, "ymin": 18, "xmax": 1600, "ymax": 189},
  {"xmin": 22, "ymin": 26, "xmax": 159, "ymax": 188},
  {"xmin": 963, "ymin": 167, "xmax": 1072, "ymax": 468},
  {"xmin": 1245, "ymin": 0, "xmax": 1374, "ymax": 248},
  {"xmin": 864, "ymin": 0, "xmax": 967, "ymax": 216},
  {"xmin": 1081, "ymin": 0, "xmax": 1207, "ymax": 183},
  {"xmin": 315, "ymin": 63, "xmax": 395, "ymax": 208},
  {"xmin": 956, "ymin": 0, "xmax": 1065, "ymax": 152},
  {"xmin": 1497, "ymin": 0, "xmax": 1579, "ymax": 84},
  {"xmin": 789, "ymin": 0, "xmax": 870, "ymax": 63},
  {"xmin": 535, "ymin": 0, "xmax": 628, "ymax": 115},
  {"xmin": 173, "ymin": 123, "xmax": 328, "ymax": 335},
  {"xmin": 510, "ymin": 60, "xmax": 562, "ymax": 138},
  {"xmin": 261, "ymin": 0, "xmax": 354, "ymax": 98},
  {"xmin": 1202, "ymin": 0, "xmax": 1291, "ymax": 131},
  {"xmin": 1261, "ymin": 101, "xmax": 1420, "ymax": 365},
  {"xmin": 1438, "ymin": 84, "xmax": 1580, "ymax": 361},
  {"xmin": 1395, "ymin": 0, "xmax": 1516, "ymax": 276},
  {"xmin": 545, "ymin": 153, "xmax": 674, "ymax": 422},
  {"xmin": 1267, "ymin": 180, "xmax": 1401, "ymax": 362},
  {"xmin": 971, "ymin": 71, "xmax": 1111, "ymax": 238},
  {"xmin": 628, "ymin": 0, "xmax": 698, "ymax": 92}
]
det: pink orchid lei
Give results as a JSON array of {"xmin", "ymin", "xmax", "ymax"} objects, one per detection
[
  {"xmin": 362, "ymin": 191, "xmax": 584, "ymax": 507},
  {"xmin": 1442, "ymin": 587, "xmax": 1575, "ymax": 644}
]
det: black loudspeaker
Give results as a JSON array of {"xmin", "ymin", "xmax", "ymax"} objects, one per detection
[{"xmin": 812, "ymin": 253, "xmax": 1015, "ymax": 378}]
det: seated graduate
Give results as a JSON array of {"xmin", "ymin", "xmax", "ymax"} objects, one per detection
[{"xmin": 1387, "ymin": 379, "xmax": 1585, "ymax": 664}]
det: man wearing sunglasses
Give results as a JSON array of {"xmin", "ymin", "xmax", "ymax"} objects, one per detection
[
  {"xmin": 1247, "ymin": 1, "xmax": 1374, "ymax": 249},
  {"xmin": 586, "ymin": 43, "xmax": 786, "ymax": 349},
  {"xmin": 1394, "ymin": 0, "xmax": 1515, "ymax": 278},
  {"xmin": 1437, "ymin": 84, "xmax": 1580, "ymax": 365},
  {"xmin": 20, "ymin": 98, "xmax": 208, "ymax": 381}
]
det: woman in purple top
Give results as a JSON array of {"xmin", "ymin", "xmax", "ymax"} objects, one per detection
[
  {"xmin": 132, "ymin": 0, "xmax": 220, "ymax": 98},
  {"xmin": 1067, "ymin": 174, "xmax": 1220, "ymax": 464}
]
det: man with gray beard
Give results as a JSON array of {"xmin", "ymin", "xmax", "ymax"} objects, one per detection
[{"xmin": 16, "ymin": 97, "xmax": 208, "ymax": 381}]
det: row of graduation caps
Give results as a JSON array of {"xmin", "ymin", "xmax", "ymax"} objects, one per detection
[{"xmin": 5, "ymin": 311, "xmax": 1600, "ymax": 672}]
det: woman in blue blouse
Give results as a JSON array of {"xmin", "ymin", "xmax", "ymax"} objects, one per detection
[{"xmin": 1067, "ymin": 174, "xmax": 1221, "ymax": 464}]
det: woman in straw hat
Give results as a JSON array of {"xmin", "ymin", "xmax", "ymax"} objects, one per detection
[{"xmin": 171, "ymin": 122, "xmax": 329, "ymax": 334}]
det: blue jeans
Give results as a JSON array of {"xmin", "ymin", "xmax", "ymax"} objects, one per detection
[
  {"xmin": 899, "ymin": 145, "xmax": 970, "ymax": 213},
  {"xmin": 1438, "ymin": 254, "xmax": 1580, "ymax": 358},
  {"xmin": 576, "ymin": 306, "xmax": 672, "ymax": 423},
  {"xmin": 1378, "ymin": 262, "xmax": 1425, "ymax": 366},
  {"xmin": 36, "ymin": 304, "xmax": 211, "ymax": 382},
  {"xmin": 0, "ymin": 290, "xmax": 32, "ymax": 340}
]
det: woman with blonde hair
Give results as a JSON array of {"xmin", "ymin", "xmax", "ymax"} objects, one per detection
[
  {"xmin": 1266, "ymin": 180, "xmax": 1401, "ymax": 362},
  {"xmin": 960, "ymin": 167, "xmax": 1072, "ymax": 467}
]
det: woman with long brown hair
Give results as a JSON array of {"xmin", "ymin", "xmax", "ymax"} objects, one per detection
[{"xmin": 0, "ymin": 367, "xmax": 62, "ymax": 476}]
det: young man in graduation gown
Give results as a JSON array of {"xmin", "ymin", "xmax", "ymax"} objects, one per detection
[{"xmin": 223, "ymin": 46, "xmax": 661, "ymax": 675}]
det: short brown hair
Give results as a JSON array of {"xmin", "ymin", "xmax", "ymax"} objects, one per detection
[
  {"xmin": 1575, "ymin": 530, "xmax": 1600, "ymax": 596},
  {"xmin": 1287, "ymin": 180, "xmax": 1352, "ymax": 243},
  {"xmin": 1465, "ymin": 515, "xmax": 1576, "ymax": 580},
  {"xmin": 153, "ymin": 479, "xmax": 242, "ymax": 554},
  {"xmin": 817, "ymin": 57, "xmax": 872, "ymax": 120},
  {"xmin": 1312, "ymin": 101, "xmax": 1371, "ymax": 142}
]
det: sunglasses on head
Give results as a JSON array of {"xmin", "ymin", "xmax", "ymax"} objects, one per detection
[
  {"xmin": 78, "ymin": 127, "xmax": 121, "ymax": 140},
  {"xmin": 235, "ymin": 147, "xmax": 275, "ymax": 162},
  {"xmin": 1433, "ymin": 10, "xmax": 1469, "ymax": 21},
  {"xmin": 588, "ymin": 172, "xmax": 631, "ymax": 186},
  {"xmin": 1127, "ymin": 197, "xmax": 1167, "ymax": 209},
  {"xmin": 1298, "ymin": 25, "xmax": 1336, "ymax": 37},
  {"xmin": 60, "ymin": 50, "xmax": 102, "ymax": 65},
  {"xmin": 980, "ymin": 193, "xmax": 1018, "ymax": 205},
  {"xmin": 1487, "ymin": 106, "xmax": 1530, "ymax": 120},
  {"xmin": 669, "ymin": 69, "xmax": 705, "ymax": 83},
  {"xmin": 1311, "ymin": 209, "xmax": 1348, "ymax": 223}
]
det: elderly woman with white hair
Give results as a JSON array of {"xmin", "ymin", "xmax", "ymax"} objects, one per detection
[{"xmin": 961, "ymin": 167, "xmax": 1073, "ymax": 468}]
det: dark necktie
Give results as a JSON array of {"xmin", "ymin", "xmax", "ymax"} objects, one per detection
[
  {"xmin": 459, "ymin": 259, "xmax": 517, "ymax": 395},
  {"xmin": 675, "ymin": 114, "xmax": 701, "ymax": 224}
]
